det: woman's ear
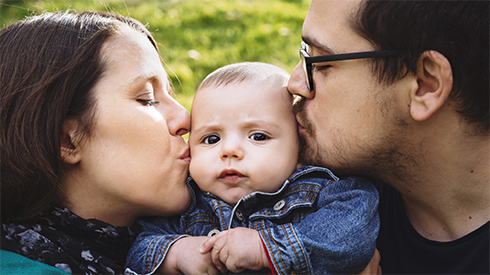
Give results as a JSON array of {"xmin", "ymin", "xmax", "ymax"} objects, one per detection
[
  {"xmin": 409, "ymin": 50, "xmax": 453, "ymax": 121},
  {"xmin": 61, "ymin": 119, "xmax": 82, "ymax": 164}
]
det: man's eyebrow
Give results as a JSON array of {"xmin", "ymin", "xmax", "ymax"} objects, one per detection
[{"xmin": 302, "ymin": 35, "xmax": 336, "ymax": 55}]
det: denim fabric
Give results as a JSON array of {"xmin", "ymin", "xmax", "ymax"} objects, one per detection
[{"xmin": 125, "ymin": 165, "xmax": 379, "ymax": 275}]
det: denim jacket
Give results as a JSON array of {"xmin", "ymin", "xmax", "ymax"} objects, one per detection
[{"xmin": 126, "ymin": 165, "xmax": 379, "ymax": 275}]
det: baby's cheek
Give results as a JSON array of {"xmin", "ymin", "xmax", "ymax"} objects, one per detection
[
  {"xmin": 189, "ymin": 156, "xmax": 211, "ymax": 187},
  {"xmin": 188, "ymin": 159, "xmax": 199, "ymax": 178}
]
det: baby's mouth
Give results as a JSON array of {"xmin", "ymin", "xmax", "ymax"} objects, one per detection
[{"xmin": 219, "ymin": 169, "xmax": 244, "ymax": 184}]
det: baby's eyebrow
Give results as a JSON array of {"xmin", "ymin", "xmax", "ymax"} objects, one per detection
[
  {"xmin": 190, "ymin": 123, "xmax": 220, "ymax": 137},
  {"xmin": 190, "ymin": 119, "xmax": 280, "ymax": 137},
  {"xmin": 240, "ymin": 119, "xmax": 280, "ymax": 131}
]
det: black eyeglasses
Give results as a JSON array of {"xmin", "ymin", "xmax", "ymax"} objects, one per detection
[{"xmin": 300, "ymin": 41, "xmax": 403, "ymax": 92}]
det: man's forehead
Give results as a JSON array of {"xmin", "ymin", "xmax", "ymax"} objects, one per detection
[{"xmin": 302, "ymin": 0, "xmax": 371, "ymax": 54}]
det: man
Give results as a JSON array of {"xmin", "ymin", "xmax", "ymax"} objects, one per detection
[{"xmin": 288, "ymin": 0, "xmax": 489, "ymax": 274}]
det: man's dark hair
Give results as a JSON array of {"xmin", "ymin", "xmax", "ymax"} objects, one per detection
[
  {"xmin": 0, "ymin": 11, "xmax": 158, "ymax": 219},
  {"xmin": 353, "ymin": 0, "xmax": 489, "ymax": 133}
]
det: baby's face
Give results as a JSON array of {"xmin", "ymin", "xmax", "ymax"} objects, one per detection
[{"xmin": 189, "ymin": 78, "xmax": 299, "ymax": 205}]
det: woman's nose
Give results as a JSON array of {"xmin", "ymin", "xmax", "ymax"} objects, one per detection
[
  {"xmin": 166, "ymin": 98, "xmax": 191, "ymax": 137},
  {"xmin": 288, "ymin": 61, "xmax": 315, "ymax": 99}
]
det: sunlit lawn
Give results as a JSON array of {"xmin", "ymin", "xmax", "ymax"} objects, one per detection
[{"xmin": 0, "ymin": 0, "xmax": 309, "ymax": 110}]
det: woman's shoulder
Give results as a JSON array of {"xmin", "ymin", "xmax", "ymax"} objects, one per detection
[{"xmin": 0, "ymin": 250, "xmax": 69, "ymax": 275}]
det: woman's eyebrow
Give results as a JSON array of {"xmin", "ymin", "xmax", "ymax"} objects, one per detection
[
  {"xmin": 129, "ymin": 75, "xmax": 158, "ymax": 86},
  {"xmin": 123, "ymin": 75, "xmax": 163, "ymax": 93}
]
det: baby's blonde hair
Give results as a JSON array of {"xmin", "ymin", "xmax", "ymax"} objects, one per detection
[{"xmin": 198, "ymin": 62, "xmax": 289, "ymax": 90}]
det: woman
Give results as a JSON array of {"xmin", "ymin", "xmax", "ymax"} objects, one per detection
[{"xmin": 1, "ymin": 11, "xmax": 191, "ymax": 274}]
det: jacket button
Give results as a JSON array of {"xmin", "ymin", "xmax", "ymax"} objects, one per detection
[
  {"xmin": 273, "ymin": 199, "xmax": 286, "ymax": 211},
  {"xmin": 235, "ymin": 210, "xmax": 244, "ymax": 221},
  {"xmin": 207, "ymin": 229, "xmax": 220, "ymax": 237}
]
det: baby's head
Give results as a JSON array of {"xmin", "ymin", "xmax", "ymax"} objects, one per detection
[{"xmin": 189, "ymin": 62, "xmax": 299, "ymax": 205}]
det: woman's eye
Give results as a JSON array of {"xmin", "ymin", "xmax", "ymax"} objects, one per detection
[
  {"xmin": 137, "ymin": 99, "xmax": 160, "ymax": 106},
  {"xmin": 250, "ymin": 133, "xmax": 268, "ymax": 141},
  {"xmin": 203, "ymin": 135, "xmax": 220, "ymax": 144}
]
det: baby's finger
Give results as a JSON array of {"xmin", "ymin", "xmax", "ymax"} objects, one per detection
[
  {"xmin": 204, "ymin": 264, "xmax": 222, "ymax": 275},
  {"xmin": 211, "ymin": 233, "xmax": 228, "ymax": 270},
  {"xmin": 200, "ymin": 237, "xmax": 216, "ymax": 254},
  {"xmin": 218, "ymin": 247, "xmax": 246, "ymax": 274},
  {"xmin": 200, "ymin": 231, "xmax": 228, "ymax": 254},
  {"xmin": 216, "ymin": 263, "xmax": 228, "ymax": 274}
]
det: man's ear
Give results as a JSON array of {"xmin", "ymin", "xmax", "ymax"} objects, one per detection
[
  {"xmin": 61, "ymin": 119, "xmax": 82, "ymax": 164},
  {"xmin": 410, "ymin": 50, "xmax": 453, "ymax": 121}
]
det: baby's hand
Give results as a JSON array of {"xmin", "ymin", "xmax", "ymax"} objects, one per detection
[
  {"xmin": 158, "ymin": 236, "xmax": 221, "ymax": 275},
  {"xmin": 200, "ymin": 228, "xmax": 270, "ymax": 273}
]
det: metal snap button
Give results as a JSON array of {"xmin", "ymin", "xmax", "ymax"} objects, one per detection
[
  {"xmin": 235, "ymin": 210, "xmax": 244, "ymax": 221},
  {"xmin": 207, "ymin": 229, "xmax": 220, "ymax": 237},
  {"xmin": 273, "ymin": 199, "xmax": 286, "ymax": 211}
]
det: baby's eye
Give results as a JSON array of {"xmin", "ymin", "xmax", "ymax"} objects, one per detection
[
  {"xmin": 203, "ymin": 135, "xmax": 220, "ymax": 144},
  {"xmin": 137, "ymin": 99, "xmax": 160, "ymax": 106},
  {"xmin": 250, "ymin": 133, "xmax": 268, "ymax": 141}
]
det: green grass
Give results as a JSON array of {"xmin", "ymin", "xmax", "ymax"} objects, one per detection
[{"xmin": 0, "ymin": 0, "xmax": 309, "ymax": 110}]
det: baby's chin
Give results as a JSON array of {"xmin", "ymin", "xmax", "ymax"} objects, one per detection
[
  {"xmin": 221, "ymin": 195, "xmax": 242, "ymax": 206},
  {"xmin": 215, "ymin": 189, "xmax": 249, "ymax": 206}
]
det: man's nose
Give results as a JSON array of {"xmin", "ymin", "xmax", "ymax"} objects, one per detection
[{"xmin": 288, "ymin": 61, "xmax": 315, "ymax": 99}]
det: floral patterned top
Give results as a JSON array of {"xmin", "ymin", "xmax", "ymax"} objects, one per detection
[{"xmin": 1, "ymin": 207, "xmax": 134, "ymax": 274}]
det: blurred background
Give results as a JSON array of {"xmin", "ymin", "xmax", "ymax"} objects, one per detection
[{"xmin": 0, "ymin": 0, "xmax": 309, "ymax": 110}]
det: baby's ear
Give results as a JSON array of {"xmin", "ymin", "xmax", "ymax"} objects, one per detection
[
  {"xmin": 409, "ymin": 50, "xmax": 453, "ymax": 121},
  {"xmin": 60, "ymin": 119, "xmax": 82, "ymax": 164}
]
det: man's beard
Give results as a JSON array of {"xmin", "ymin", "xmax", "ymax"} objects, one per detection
[
  {"xmin": 294, "ymin": 97, "xmax": 332, "ymax": 168},
  {"xmin": 296, "ymin": 113, "xmax": 325, "ymax": 167},
  {"xmin": 293, "ymin": 96, "xmax": 418, "ymax": 185}
]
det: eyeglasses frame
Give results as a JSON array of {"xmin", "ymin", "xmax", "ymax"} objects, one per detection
[{"xmin": 300, "ymin": 41, "xmax": 403, "ymax": 92}]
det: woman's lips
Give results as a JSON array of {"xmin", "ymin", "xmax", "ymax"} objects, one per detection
[{"xmin": 179, "ymin": 148, "xmax": 191, "ymax": 163}]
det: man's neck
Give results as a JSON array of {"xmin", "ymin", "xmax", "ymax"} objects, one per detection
[{"xmin": 388, "ymin": 132, "xmax": 489, "ymax": 242}]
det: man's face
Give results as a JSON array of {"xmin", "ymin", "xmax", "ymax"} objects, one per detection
[{"xmin": 288, "ymin": 0, "xmax": 411, "ymax": 177}]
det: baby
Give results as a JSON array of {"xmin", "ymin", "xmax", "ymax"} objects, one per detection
[{"xmin": 126, "ymin": 62, "xmax": 379, "ymax": 275}]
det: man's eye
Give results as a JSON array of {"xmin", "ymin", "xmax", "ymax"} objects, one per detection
[
  {"xmin": 137, "ymin": 99, "xmax": 160, "ymax": 106},
  {"xmin": 203, "ymin": 135, "xmax": 220, "ymax": 144},
  {"xmin": 250, "ymin": 133, "xmax": 268, "ymax": 141},
  {"xmin": 313, "ymin": 64, "xmax": 331, "ymax": 72}
]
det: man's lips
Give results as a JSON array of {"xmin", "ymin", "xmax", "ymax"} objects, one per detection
[
  {"xmin": 219, "ymin": 169, "xmax": 244, "ymax": 184},
  {"xmin": 297, "ymin": 123, "xmax": 305, "ymax": 131},
  {"xmin": 295, "ymin": 114, "xmax": 304, "ymax": 127},
  {"xmin": 296, "ymin": 117, "xmax": 306, "ymax": 133}
]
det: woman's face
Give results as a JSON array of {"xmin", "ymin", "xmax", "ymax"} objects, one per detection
[{"xmin": 63, "ymin": 25, "xmax": 191, "ymax": 226}]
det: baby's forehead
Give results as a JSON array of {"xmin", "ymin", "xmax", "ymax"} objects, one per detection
[{"xmin": 196, "ymin": 79, "xmax": 290, "ymax": 104}]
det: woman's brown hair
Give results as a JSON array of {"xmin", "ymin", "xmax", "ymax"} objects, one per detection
[{"xmin": 0, "ymin": 11, "xmax": 158, "ymax": 219}]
